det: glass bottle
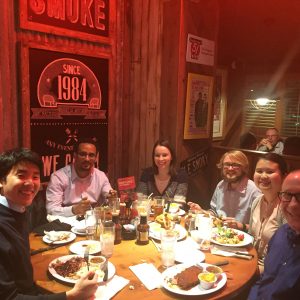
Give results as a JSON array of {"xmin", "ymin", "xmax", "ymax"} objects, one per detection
[
  {"xmin": 112, "ymin": 212, "xmax": 122, "ymax": 244},
  {"xmin": 136, "ymin": 214, "xmax": 149, "ymax": 245}
]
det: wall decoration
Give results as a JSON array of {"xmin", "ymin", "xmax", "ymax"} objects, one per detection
[
  {"xmin": 19, "ymin": 0, "xmax": 113, "ymax": 43},
  {"xmin": 184, "ymin": 73, "xmax": 214, "ymax": 139},
  {"xmin": 20, "ymin": 44, "xmax": 110, "ymax": 182},
  {"xmin": 213, "ymin": 68, "xmax": 227, "ymax": 140}
]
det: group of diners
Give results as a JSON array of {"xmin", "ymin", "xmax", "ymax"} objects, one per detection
[{"xmin": 0, "ymin": 136, "xmax": 300, "ymax": 299}]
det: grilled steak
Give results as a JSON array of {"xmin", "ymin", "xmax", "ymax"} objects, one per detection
[{"xmin": 174, "ymin": 265, "xmax": 203, "ymax": 290}]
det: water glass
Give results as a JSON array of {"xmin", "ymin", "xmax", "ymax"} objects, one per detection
[
  {"xmin": 196, "ymin": 214, "xmax": 213, "ymax": 250},
  {"xmin": 100, "ymin": 221, "xmax": 115, "ymax": 258},
  {"xmin": 85, "ymin": 210, "xmax": 97, "ymax": 240},
  {"xmin": 160, "ymin": 229, "xmax": 177, "ymax": 268}
]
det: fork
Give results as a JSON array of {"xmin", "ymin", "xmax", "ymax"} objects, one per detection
[{"xmin": 84, "ymin": 247, "xmax": 90, "ymax": 271}]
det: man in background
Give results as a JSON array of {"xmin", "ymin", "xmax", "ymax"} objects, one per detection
[
  {"xmin": 256, "ymin": 127, "xmax": 284, "ymax": 154},
  {"xmin": 46, "ymin": 138, "xmax": 114, "ymax": 217}
]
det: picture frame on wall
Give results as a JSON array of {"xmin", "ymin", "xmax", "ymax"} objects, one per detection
[
  {"xmin": 184, "ymin": 73, "xmax": 214, "ymax": 139},
  {"xmin": 213, "ymin": 68, "xmax": 227, "ymax": 140}
]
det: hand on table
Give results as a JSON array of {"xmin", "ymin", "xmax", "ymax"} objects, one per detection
[{"xmin": 66, "ymin": 271, "xmax": 98, "ymax": 300}]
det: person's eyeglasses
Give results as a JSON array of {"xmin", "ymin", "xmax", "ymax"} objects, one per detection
[
  {"xmin": 223, "ymin": 162, "xmax": 242, "ymax": 169},
  {"xmin": 266, "ymin": 135, "xmax": 278, "ymax": 138},
  {"xmin": 77, "ymin": 152, "xmax": 96, "ymax": 159},
  {"xmin": 278, "ymin": 192, "xmax": 300, "ymax": 203}
]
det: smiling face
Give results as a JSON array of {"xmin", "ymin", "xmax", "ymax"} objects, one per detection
[
  {"xmin": 0, "ymin": 161, "xmax": 40, "ymax": 207},
  {"xmin": 254, "ymin": 159, "xmax": 283, "ymax": 194},
  {"xmin": 281, "ymin": 172, "xmax": 300, "ymax": 234},
  {"xmin": 153, "ymin": 145, "xmax": 172, "ymax": 173},
  {"xmin": 73, "ymin": 143, "xmax": 97, "ymax": 176},
  {"xmin": 222, "ymin": 155, "xmax": 245, "ymax": 183}
]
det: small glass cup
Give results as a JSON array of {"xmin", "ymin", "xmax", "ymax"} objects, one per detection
[
  {"xmin": 100, "ymin": 221, "xmax": 115, "ymax": 258},
  {"xmin": 153, "ymin": 196, "xmax": 165, "ymax": 218},
  {"xmin": 85, "ymin": 210, "xmax": 97, "ymax": 240},
  {"xmin": 160, "ymin": 229, "xmax": 177, "ymax": 268}
]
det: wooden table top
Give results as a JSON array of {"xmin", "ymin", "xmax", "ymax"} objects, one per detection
[{"xmin": 30, "ymin": 229, "xmax": 258, "ymax": 299}]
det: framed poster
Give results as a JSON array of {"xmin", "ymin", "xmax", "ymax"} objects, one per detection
[
  {"xmin": 213, "ymin": 68, "xmax": 227, "ymax": 140},
  {"xmin": 184, "ymin": 73, "xmax": 214, "ymax": 139},
  {"xmin": 20, "ymin": 44, "xmax": 111, "ymax": 182},
  {"xmin": 19, "ymin": 0, "xmax": 114, "ymax": 43}
]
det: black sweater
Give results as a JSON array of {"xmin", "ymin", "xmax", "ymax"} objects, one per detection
[{"xmin": 0, "ymin": 203, "xmax": 66, "ymax": 300}]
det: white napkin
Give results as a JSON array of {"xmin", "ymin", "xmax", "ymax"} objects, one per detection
[
  {"xmin": 95, "ymin": 275, "xmax": 129, "ymax": 300},
  {"xmin": 44, "ymin": 230, "xmax": 70, "ymax": 241},
  {"xmin": 211, "ymin": 245, "xmax": 253, "ymax": 260},
  {"xmin": 129, "ymin": 263, "xmax": 161, "ymax": 290}
]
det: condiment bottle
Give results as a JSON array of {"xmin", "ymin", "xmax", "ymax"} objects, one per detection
[
  {"xmin": 136, "ymin": 214, "xmax": 149, "ymax": 245},
  {"xmin": 112, "ymin": 212, "xmax": 122, "ymax": 244}
]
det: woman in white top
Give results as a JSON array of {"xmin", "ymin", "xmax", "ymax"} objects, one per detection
[{"xmin": 249, "ymin": 152, "xmax": 287, "ymax": 273}]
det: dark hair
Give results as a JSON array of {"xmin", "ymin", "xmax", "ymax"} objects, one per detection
[
  {"xmin": 257, "ymin": 152, "xmax": 288, "ymax": 175},
  {"xmin": 73, "ymin": 137, "xmax": 99, "ymax": 153},
  {"xmin": 152, "ymin": 139, "xmax": 177, "ymax": 176},
  {"xmin": 0, "ymin": 148, "xmax": 43, "ymax": 181},
  {"xmin": 240, "ymin": 132, "xmax": 257, "ymax": 150}
]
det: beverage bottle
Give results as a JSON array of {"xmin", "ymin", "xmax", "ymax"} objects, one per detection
[
  {"xmin": 112, "ymin": 212, "xmax": 122, "ymax": 244},
  {"xmin": 136, "ymin": 214, "xmax": 149, "ymax": 245}
]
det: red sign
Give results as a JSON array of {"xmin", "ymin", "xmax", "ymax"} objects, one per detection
[{"xmin": 117, "ymin": 176, "xmax": 136, "ymax": 191}]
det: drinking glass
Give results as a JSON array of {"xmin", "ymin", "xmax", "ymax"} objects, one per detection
[
  {"xmin": 160, "ymin": 229, "xmax": 177, "ymax": 268},
  {"xmin": 100, "ymin": 221, "xmax": 115, "ymax": 258},
  {"xmin": 153, "ymin": 196, "xmax": 165, "ymax": 218},
  {"xmin": 85, "ymin": 210, "xmax": 97, "ymax": 240},
  {"xmin": 196, "ymin": 214, "xmax": 213, "ymax": 250}
]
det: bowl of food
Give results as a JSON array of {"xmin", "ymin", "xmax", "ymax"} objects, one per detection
[
  {"xmin": 198, "ymin": 272, "xmax": 217, "ymax": 290},
  {"xmin": 89, "ymin": 255, "xmax": 106, "ymax": 270},
  {"xmin": 205, "ymin": 265, "xmax": 223, "ymax": 279}
]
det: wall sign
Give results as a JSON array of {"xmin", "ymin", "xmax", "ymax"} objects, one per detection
[
  {"xmin": 22, "ymin": 47, "xmax": 109, "ymax": 182},
  {"xmin": 19, "ymin": 0, "xmax": 113, "ymax": 43}
]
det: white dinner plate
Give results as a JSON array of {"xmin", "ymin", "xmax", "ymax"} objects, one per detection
[
  {"xmin": 167, "ymin": 208, "xmax": 186, "ymax": 216},
  {"xmin": 211, "ymin": 227, "xmax": 253, "ymax": 247},
  {"xmin": 162, "ymin": 263, "xmax": 227, "ymax": 296},
  {"xmin": 149, "ymin": 223, "xmax": 187, "ymax": 241},
  {"xmin": 71, "ymin": 227, "xmax": 86, "ymax": 236},
  {"xmin": 42, "ymin": 231, "xmax": 76, "ymax": 245},
  {"xmin": 69, "ymin": 240, "xmax": 101, "ymax": 255},
  {"xmin": 48, "ymin": 255, "xmax": 116, "ymax": 284}
]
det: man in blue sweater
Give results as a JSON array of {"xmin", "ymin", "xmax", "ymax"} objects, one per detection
[
  {"xmin": 248, "ymin": 170, "xmax": 300, "ymax": 299},
  {"xmin": 0, "ymin": 148, "xmax": 98, "ymax": 299}
]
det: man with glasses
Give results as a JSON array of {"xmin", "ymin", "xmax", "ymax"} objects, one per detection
[
  {"xmin": 189, "ymin": 150, "xmax": 261, "ymax": 228},
  {"xmin": 248, "ymin": 170, "xmax": 300, "ymax": 299},
  {"xmin": 46, "ymin": 138, "xmax": 114, "ymax": 217},
  {"xmin": 256, "ymin": 127, "xmax": 284, "ymax": 154}
]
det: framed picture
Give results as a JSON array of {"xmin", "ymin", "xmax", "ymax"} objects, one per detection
[
  {"xmin": 184, "ymin": 73, "xmax": 214, "ymax": 139},
  {"xmin": 213, "ymin": 68, "xmax": 227, "ymax": 140}
]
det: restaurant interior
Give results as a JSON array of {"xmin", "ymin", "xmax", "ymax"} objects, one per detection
[
  {"xmin": 1, "ymin": 1, "xmax": 300, "ymax": 299},
  {"xmin": 1, "ymin": 1, "xmax": 300, "ymax": 202}
]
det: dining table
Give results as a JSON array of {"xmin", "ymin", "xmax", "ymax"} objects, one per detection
[{"xmin": 30, "ymin": 220, "xmax": 258, "ymax": 299}]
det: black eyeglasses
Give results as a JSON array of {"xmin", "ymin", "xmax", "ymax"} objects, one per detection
[
  {"xmin": 77, "ymin": 152, "xmax": 96, "ymax": 159},
  {"xmin": 223, "ymin": 162, "xmax": 242, "ymax": 169},
  {"xmin": 278, "ymin": 192, "xmax": 300, "ymax": 203}
]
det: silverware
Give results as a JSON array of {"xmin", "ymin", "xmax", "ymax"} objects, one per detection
[
  {"xmin": 30, "ymin": 244, "xmax": 63, "ymax": 255},
  {"xmin": 149, "ymin": 237, "xmax": 161, "ymax": 252},
  {"xmin": 234, "ymin": 251, "xmax": 254, "ymax": 258},
  {"xmin": 84, "ymin": 247, "xmax": 90, "ymax": 271},
  {"xmin": 214, "ymin": 260, "xmax": 229, "ymax": 266},
  {"xmin": 102, "ymin": 260, "xmax": 109, "ymax": 281}
]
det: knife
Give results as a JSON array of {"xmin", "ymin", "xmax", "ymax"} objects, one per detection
[
  {"xmin": 84, "ymin": 247, "xmax": 90, "ymax": 271},
  {"xmin": 214, "ymin": 260, "xmax": 229, "ymax": 266},
  {"xmin": 102, "ymin": 260, "xmax": 109, "ymax": 281},
  {"xmin": 30, "ymin": 244, "xmax": 64, "ymax": 256}
]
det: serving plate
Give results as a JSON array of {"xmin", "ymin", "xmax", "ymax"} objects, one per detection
[
  {"xmin": 162, "ymin": 262, "xmax": 227, "ymax": 296},
  {"xmin": 48, "ymin": 255, "xmax": 115, "ymax": 284},
  {"xmin": 149, "ymin": 223, "xmax": 187, "ymax": 241},
  {"xmin": 69, "ymin": 240, "xmax": 101, "ymax": 255},
  {"xmin": 42, "ymin": 231, "xmax": 76, "ymax": 245}
]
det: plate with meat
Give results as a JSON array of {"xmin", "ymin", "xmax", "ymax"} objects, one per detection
[
  {"xmin": 211, "ymin": 227, "xmax": 253, "ymax": 247},
  {"xmin": 48, "ymin": 255, "xmax": 115, "ymax": 284},
  {"xmin": 162, "ymin": 263, "xmax": 227, "ymax": 296}
]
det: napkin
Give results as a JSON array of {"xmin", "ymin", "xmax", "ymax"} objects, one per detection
[
  {"xmin": 211, "ymin": 245, "xmax": 253, "ymax": 260},
  {"xmin": 95, "ymin": 275, "xmax": 129, "ymax": 300},
  {"xmin": 129, "ymin": 263, "xmax": 161, "ymax": 290},
  {"xmin": 32, "ymin": 219, "xmax": 72, "ymax": 236}
]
